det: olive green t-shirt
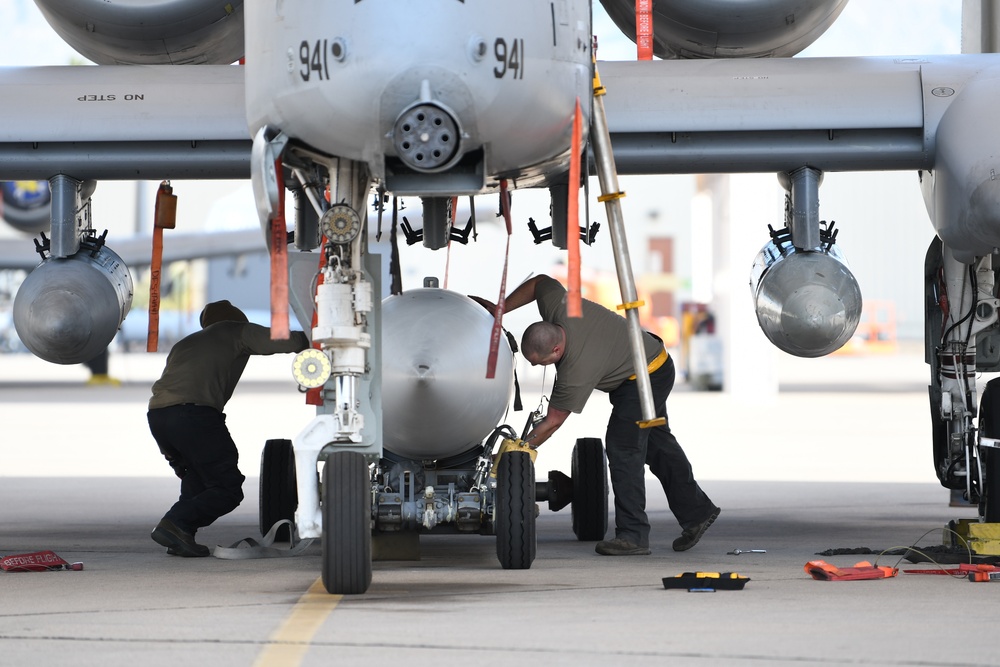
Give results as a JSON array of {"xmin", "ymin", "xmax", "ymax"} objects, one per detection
[
  {"xmin": 149, "ymin": 321, "xmax": 309, "ymax": 412},
  {"xmin": 536, "ymin": 276, "xmax": 661, "ymax": 414}
]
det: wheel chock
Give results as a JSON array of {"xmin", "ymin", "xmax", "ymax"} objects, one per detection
[
  {"xmin": 949, "ymin": 519, "xmax": 1000, "ymax": 556},
  {"xmin": 663, "ymin": 572, "xmax": 749, "ymax": 591}
]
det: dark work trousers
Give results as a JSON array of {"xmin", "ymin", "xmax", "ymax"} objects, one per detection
[
  {"xmin": 605, "ymin": 355, "xmax": 715, "ymax": 547},
  {"xmin": 147, "ymin": 405, "xmax": 246, "ymax": 535}
]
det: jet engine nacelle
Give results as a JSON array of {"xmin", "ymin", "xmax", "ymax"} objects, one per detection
[
  {"xmin": 33, "ymin": 0, "xmax": 244, "ymax": 65},
  {"xmin": 750, "ymin": 232, "xmax": 862, "ymax": 358},
  {"xmin": 923, "ymin": 66, "xmax": 1000, "ymax": 264},
  {"xmin": 381, "ymin": 287, "xmax": 514, "ymax": 461},
  {"xmin": 0, "ymin": 181, "xmax": 51, "ymax": 235},
  {"xmin": 597, "ymin": 0, "xmax": 848, "ymax": 59},
  {"xmin": 13, "ymin": 244, "xmax": 133, "ymax": 364}
]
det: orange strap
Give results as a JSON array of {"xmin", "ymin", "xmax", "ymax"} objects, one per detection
[
  {"xmin": 147, "ymin": 226, "xmax": 162, "ymax": 353},
  {"xmin": 147, "ymin": 181, "xmax": 176, "ymax": 353},
  {"xmin": 636, "ymin": 0, "xmax": 653, "ymax": 61},
  {"xmin": 566, "ymin": 97, "xmax": 583, "ymax": 318},
  {"xmin": 486, "ymin": 181, "xmax": 513, "ymax": 379},
  {"xmin": 269, "ymin": 157, "xmax": 290, "ymax": 340}
]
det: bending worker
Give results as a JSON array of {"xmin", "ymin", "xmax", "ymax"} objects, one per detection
[
  {"xmin": 147, "ymin": 300, "xmax": 309, "ymax": 557},
  {"xmin": 473, "ymin": 275, "xmax": 719, "ymax": 556}
]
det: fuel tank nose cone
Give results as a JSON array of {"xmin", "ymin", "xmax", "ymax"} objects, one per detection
[
  {"xmin": 382, "ymin": 288, "xmax": 514, "ymax": 460},
  {"xmin": 23, "ymin": 288, "xmax": 93, "ymax": 358},
  {"xmin": 751, "ymin": 245, "xmax": 862, "ymax": 358},
  {"xmin": 13, "ymin": 246, "xmax": 133, "ymax": 365}
]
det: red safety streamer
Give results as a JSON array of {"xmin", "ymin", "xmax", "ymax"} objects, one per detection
[
  {"xmin": 1, "ymin": 550, "xmax": 82, "ymax": 572},
  {"xmin": 636, "ymin": 0, "xmax": 653, "ymax": 61},
  {"xmin": 566, "ymin": 98, "xmax": 583, "ymax": 318},
  {"xmin": 147, "ymin": 233, "xmax": 162, "ymax": 352},
  {"xmin": 147, "ymin": 181, "xmax": 176, "ymax": 352},
  {"xmin": 486, "ymin": 181, "xmax": 513, "ymax": 379},
  {"xmin": 269, "ymin": 157, "xmax": 290, "ymax": 340}
]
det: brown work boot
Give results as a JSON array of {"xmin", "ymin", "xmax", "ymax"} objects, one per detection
[
  {"xmin": 151, "ymin": 518, "xmax": 210, "ymax": 557},
  {"xmin": 595, "ymin": 537, "xmax": 651, "ymax": 556},
  {"xmin": 672, "ymin": 507, "xmax": 721, "ymax": 552}
]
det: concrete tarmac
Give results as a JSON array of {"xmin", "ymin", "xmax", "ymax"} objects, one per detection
[{"xmin": 1, "ymin": 344, "xmax": 995, "ymax": 666}]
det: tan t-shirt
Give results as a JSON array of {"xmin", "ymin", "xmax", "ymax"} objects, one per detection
[
  {"xmin": 536, "ymin": 276, "xmax": 661, "ymax": 413},
  {"xmin": 148, "ymin": 322, "xmax": 309, "ymax": 412}
]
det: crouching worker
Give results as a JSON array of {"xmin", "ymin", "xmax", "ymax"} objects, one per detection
[{"xmin": 147, "ymin": 300, "xmax": 309, "ymax": 557}]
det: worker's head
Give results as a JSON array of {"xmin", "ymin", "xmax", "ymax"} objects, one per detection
[
  {"xmin": 199, "ymin": 300, "xmax": 249, "ymax": 328},
  {"xmin": 521, "ymin": 322, "xmax": 565, "ymax": 366}
]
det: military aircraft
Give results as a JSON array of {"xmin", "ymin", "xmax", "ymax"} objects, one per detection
[{"xmin": 4, "ymin": 0, "xmax": 1000, "ymax": 594}]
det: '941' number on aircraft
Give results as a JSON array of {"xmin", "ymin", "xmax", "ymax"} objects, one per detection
[
  {"xmin": 300, "ymin": 39, "xmax": 333, "ymax": 82},
  {"xmin": 494, "ymin": 38, "xmax": 525, "ymax": 80}
]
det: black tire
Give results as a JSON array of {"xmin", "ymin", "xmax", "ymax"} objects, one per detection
[
  {"xmin": 259, "ymin": 439, "xmax": 297, "ymax": 542},
  {"xmin": 495, "ymin": 451, "xmax": 536, "ymax": 569},
  {"xmin": 321, "ymin": 452, "xmax": 372, "ymax": 594},
  {"xmin": 984, "ymin": 449, "xmax": 1000, "ymax": 523},
  {"xmin": 571, "ymin": 437, "xmax": 609, "ymax": 541},
  {"xmin": 980, "ymin": 379, "xmax": 1000, "ymax": 522}
]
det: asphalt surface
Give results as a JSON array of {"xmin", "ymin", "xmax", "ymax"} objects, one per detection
[{"xmin": 2, "ymin": 345, "xmax": 995, "ymax": 666}]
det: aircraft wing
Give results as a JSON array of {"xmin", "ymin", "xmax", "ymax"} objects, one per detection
[
  {"xmin": 0, "ymin": 228, "xmax": 265, "ymax": 272},
  {"xmin": 0, "ymin": 55, "xmax": 994, "ymax": 179},
  {"xmin": 0, "ymin": 65, "xmax": 248, "ymax": 182},
  {"xmin": 600, "ymin": 56, "xmax": 935, "ymax": 174}
]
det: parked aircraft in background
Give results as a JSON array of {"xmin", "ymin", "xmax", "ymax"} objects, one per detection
[
  {"xmin": 0, "ymin": 180, "xmax": 51, "ymax": 234},
  {"xmin": 5, "ymin": 0, "xmax": 1000, "ymax": 594}
]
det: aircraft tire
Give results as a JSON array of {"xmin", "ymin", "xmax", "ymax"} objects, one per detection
[
  {"xmin": 495, "ymin": 451, "xmax": 536, "ymax": 569},
  {"xmin": 321, "ymin": 451, "xmax": 372, "ymax": 594},
  {"xmin": 259, "ymin": 439, "xmax": 297, "ymax": 542},
  {"xmin": 984, "ymin": 449, "xmax": 1000, "ymax": 523},
  {"xmin": 571, "ymin": 437, "xmax": 608, "ymax": 541},
  {"xmin": 979, "ymin": 379, "xmax": 1000, "ymax": 522}
]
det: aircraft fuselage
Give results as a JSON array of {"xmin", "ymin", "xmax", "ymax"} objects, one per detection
[{"xmin": 245, "ymin": 0, "xmax": 593, "ymax": 196}]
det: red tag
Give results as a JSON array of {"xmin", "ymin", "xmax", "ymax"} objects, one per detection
[{"xmin": 1, "ymin": 550, "xmax": 69, "ymax": 572}]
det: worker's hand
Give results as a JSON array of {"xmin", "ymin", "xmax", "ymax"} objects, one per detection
[{"xmin": 468, "ymin": 295, "xmax": 497, "ymax": 316}]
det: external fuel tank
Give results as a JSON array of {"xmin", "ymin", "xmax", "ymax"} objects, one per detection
[
  {"xmin": 381, "ymin": 287, "xmax": 514, "ymax": 461},
  {"xmin": 750, "ymin": 234, "xmax": 862, "ymax": 358},
  {"xmin": 13, "ymin": 245, "xmax": 133, "ymax": 365}
]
